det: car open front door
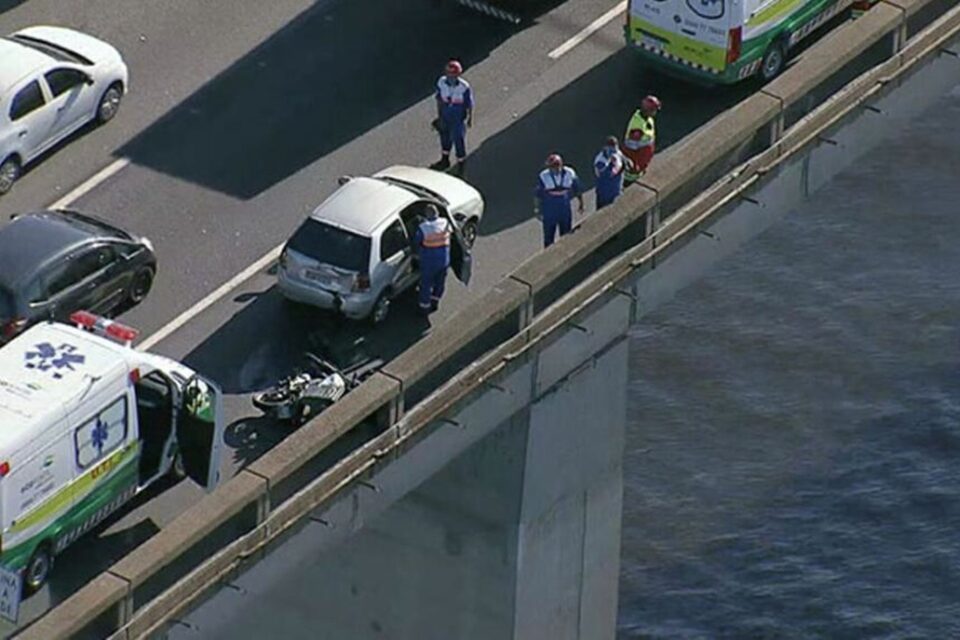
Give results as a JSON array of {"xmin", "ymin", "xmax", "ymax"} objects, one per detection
[
  {"xmin": 448, "ymin": 215, "xmax": 473, "ymax": 285},
  {"xmin": 176, "ymin": 375, "xmax": 225, "ymax": 492}
]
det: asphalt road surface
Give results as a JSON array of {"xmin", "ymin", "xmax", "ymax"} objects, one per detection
[{"xmin": 0, "ymin": 0, "xmax": 760, "ymax": 631}]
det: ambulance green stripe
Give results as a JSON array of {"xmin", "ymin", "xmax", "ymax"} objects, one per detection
[
  {"xmin": 1, "ymin": 450, "xmax": 140, "ymax": 571},
  {"xmin": 626, "ymin": 0, "xmax": 848, "ymax": 84}
]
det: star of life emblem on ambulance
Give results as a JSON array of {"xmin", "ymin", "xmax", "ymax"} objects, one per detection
[
  {"xmin": 91, "ymin": 418, "xmax": 109, "ymax": 455},
  {"xmin": 24, "ymin": 342, "xmax": 86, "ymax": 379}
]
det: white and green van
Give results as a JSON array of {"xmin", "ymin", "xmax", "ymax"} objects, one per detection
[
  {"xmin": 0, "ymin": 311, "xmax": 224, "ymax": 594},
  {"xmin": 625, "ymin": 0, "xmax": 862, "ymax": 84}
]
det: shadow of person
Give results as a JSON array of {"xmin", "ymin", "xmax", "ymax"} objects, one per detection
[{"xmin": 225, "ymin": 415, "xmax": 291, "ymax": 469}]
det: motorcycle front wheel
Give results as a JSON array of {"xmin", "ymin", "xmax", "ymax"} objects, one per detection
[{"xmin": 253, "ymin": 387, "xmax": 296, "ymax": 416}]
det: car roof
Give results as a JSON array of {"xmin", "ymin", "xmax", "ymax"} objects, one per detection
[
  {"xmin": 0, "ymin": 37, "xmax": 51, "ymax": 97},
  {"xmin": 0, "ymin": 322, "xmax": 129, "ymax": 454},
  {"xmin": 309, "ymin": 177, "xmax": 418, "ymax": 236},
  {"xmin": 0, "ymin": 212, "xmax": 95, "ymax": 290}
]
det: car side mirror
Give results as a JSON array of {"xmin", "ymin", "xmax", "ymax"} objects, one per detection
[
  {"xmin": 337, "ymin": 175, "xmax": 352, "ymax": 186},
  {"xmin": 84, "ymin": 74, "xmax": 95, "ymax": 86}
]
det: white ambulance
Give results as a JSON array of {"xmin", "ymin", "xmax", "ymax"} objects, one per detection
[{"xmin": 0, "ymin": 311, "xmax": 224, "ymax": 594}]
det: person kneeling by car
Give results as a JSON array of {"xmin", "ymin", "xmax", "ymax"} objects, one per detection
[{"xmin": 415, "ymin": 204, "xmax": 452, "ymax": 316}]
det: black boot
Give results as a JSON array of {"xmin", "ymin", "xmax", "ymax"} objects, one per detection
[
  {"xmin": 454, "ymin": 158, "xmax": 466, "ymax": 176},
  {"xmin": 431, "ymin": 156, "xmax": 451, "ymax": 171}
]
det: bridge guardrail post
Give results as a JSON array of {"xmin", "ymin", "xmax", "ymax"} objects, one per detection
[{"xmin": 116, "ymin": 589, "xmax": 133, "ymax": 633}]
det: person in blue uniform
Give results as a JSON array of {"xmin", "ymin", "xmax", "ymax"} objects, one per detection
[
  {"xmin": 594, "ymin": 135, "xmax": 625, "ymax": 209},
  {"xmin": 432, "ymin": 60, "xmax": 474, "ymax": 174},
  {"xmin": 415, "ymin": 204, "xmax": 452, "ymax": 315},
  {"xmin": 534, "ymin": 153, "xmax": 583, "ymax": 248}
]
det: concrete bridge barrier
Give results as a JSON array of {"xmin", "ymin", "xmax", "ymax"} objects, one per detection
[{"xmin": 17, "ymin": 1, "xmax": 960, "ymax": 637}]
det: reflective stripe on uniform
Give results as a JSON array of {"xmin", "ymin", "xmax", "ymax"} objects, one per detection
[
  {"xmin": 538, "ymin": 167, "xmax": 577, "ymax": 194},
  {"xmin": 437, "ymin": 77, "xmax": 472, "ymax": 106},
  {"xmin": 623, "ymin": 110, "xmax": 655, "ymax": 150},
  {"xmin": 419, "ymin": 218, "xmax": 451, "ymax": 248}
]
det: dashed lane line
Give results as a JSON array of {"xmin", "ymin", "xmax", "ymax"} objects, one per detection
[
  {"xmin": 137, "ymin": 244, "xmax": 284, "ymax": 351},
  {"xmin": 548, "ymin": 1, "xmax": 627, "ymax": 60},
  {"xmin": 47, "ymin": 158, "xmax": 130, "ymax": 210}
]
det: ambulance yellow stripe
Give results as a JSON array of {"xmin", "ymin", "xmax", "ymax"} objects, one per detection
[
  {"xmin": 630, "ymin": 19, "xmax": 728, "ymax": 70},
  {"xmin": 748, "ymin": 0, "xmax": 805, "ymax": 27},
  {"xmin": 9, "ymin": 441, "xmax": 140, "ymax": 534}
]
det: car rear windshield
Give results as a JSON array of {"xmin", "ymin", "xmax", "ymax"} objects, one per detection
[
  {"xmin": 287, "ymin": 219, "xmax": 370, "ymax": 272},
  {"xmin": 57, "ymin": 210, "xmax": 132, "ymax": 241},
  {"xmin": 6, "ymin": 35, "xmax": 94, "ymax": 65}
]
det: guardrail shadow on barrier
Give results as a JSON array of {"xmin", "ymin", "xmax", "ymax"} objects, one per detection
[{"xmin": 17, "ymin": 1, "xmax": 960, "ymax": 637}]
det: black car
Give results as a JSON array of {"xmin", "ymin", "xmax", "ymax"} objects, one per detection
[{"xmin": 0, "ymin": 209, "xmax": 156, "ymax": 341}]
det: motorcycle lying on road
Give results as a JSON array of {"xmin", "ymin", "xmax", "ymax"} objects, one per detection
[{"xmin": 252, "ymin": 353, "xmax": 380, "ymax": 427}]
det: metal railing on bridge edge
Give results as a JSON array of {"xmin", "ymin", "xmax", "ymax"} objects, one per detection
[{"xmin": 17, "ymin": 1, "xmax": 960, "ymax": 637}]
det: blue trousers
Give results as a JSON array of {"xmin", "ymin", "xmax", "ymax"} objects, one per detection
[
  {"xmin": 542, "ymin": 210, "xmax": 572, "ymax": 248},
  {"xmin": 596, "ymin": 187, "xmax": 621, "ymax": 209},
  {"xmin": 440, "ymin": 119, "xmax": 467, "ymax": 159},
  {"xmin": 419, "ymin": 265, "xmax": 448, "ymax": 311}
]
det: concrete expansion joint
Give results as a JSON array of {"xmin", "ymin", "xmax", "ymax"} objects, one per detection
[
  {"xmin": 759, "ymin": 89, "xmax": 785, "ymax": 112},
  {"xmin": 107, "ymin": 568, "xmax": 132, "ymax": 589},
  {"xmin": 635, "ymin": 180, "xmax": 660, "ymax": 201},
  {"xmin": 378, "ymin": 368, "xmax": 404, "ymax": 391},
  {"xmin": 878, "ymin": 0, "xmax": 908, "ymax": 17},
  {"xmin": 508, "ymin": 273, "xmax": 534, "ymax": 296},
  {"xmin": 244, "ymin": 467, "xmax": 271, "ymax": 490}
]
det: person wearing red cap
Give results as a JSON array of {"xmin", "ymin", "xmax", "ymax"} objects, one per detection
[
  {"xmin": 622, "ymin": 95, "xmax": 661, "ymax": 184},
  {"xmin": 432, "ymin": 59, "xmax": 474, "ymax": 174},
  {"xmin": 534, "ymin": 153, "xmax": 583, "ymax": 248}
]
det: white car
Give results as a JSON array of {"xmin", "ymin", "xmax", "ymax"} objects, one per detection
[
  {"xmin": 0, "ymin": 26, "xmax": 129, "ymax": 195},
  {"xmin": 278, "ymin": 165, "xmax": 484, "ymax": 324}
]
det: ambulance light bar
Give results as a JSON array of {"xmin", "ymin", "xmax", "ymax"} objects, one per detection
[{"xmin": 69, "ymin": 311, "xmax": 140, "ymax": 345}]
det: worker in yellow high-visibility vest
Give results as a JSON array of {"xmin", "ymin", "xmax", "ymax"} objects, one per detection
[{"xmin": 621, "ymin": 95, "xmax": 661, "ymax": 184}]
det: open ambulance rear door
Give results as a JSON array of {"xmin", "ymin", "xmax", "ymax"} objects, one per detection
[{"xmin": 176, "ymin": 375, "xmax": 225, "ymax": 491}]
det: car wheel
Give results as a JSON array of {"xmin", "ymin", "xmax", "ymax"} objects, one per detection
[
  {"xmin": 96, "ymin": 83, "xmax": 124, "ymax": 124},
  {"xmin": 461, "ymin": 218, "xmax": 479, "ymax": 248},
  {"xmin": 760, "ymin": 39, "xmax": 788, "ymax": 82},
  {"xmin": 24, "ymin": 543, "xmax": 54, "ymax": 595},
  {"xmin": 370, "ymin": 291, "xmax": 391, "ymax": 325},
  {"xmin": 0, "ymin": 156, "xmax": 21, "ymax": 195},
  {"xmin": 127, "ymin": 267, "xmax": 154, "ymax": 305}
]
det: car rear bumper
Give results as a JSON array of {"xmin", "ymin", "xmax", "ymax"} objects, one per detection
[{"xmin": 278, "ymin": 271, "xmax": 375, "ymax": 320}]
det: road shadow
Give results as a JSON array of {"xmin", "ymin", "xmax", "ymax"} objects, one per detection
[
  {"xmin": 117, "ymin": 0, "xmax": 565, "ymax": 200},
  {"xmin": 0, "ymin": 1, "xmax": 23, "ymax": 15},
  {"xmin": 180, "ymin": 281, "xmax": 430, "ymax": 396},
  {"xmin": 225, "ymin": 415, "xmax": 293, "ymax": 469},
  {"xmin": 464, "ymin": 49, "xmax": 757, "ymax": 236},
  {"xmin": 0, "ymin": 0, "xmax": 24, "ymax": 14},
  {"xmin": 41, "ymin": 518, "xmax": 160, "ymax": 605}
]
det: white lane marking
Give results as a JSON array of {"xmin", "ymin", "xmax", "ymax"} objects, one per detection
[
  {"xmin": 138, "ymin": 244, "xmax": 284, "ymax": 351},
  {"xmin": 548, "ymin": 1, "xmax": 628, "ymax": 59},
  {"xmin": 47, "ymin": 158, "xmax": 130, "ymax": 209}
]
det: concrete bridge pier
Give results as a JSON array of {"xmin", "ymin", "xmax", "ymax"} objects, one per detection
[{"xmin": 181, "ymin": 339, "xmax": 628, "ymax": 640}]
